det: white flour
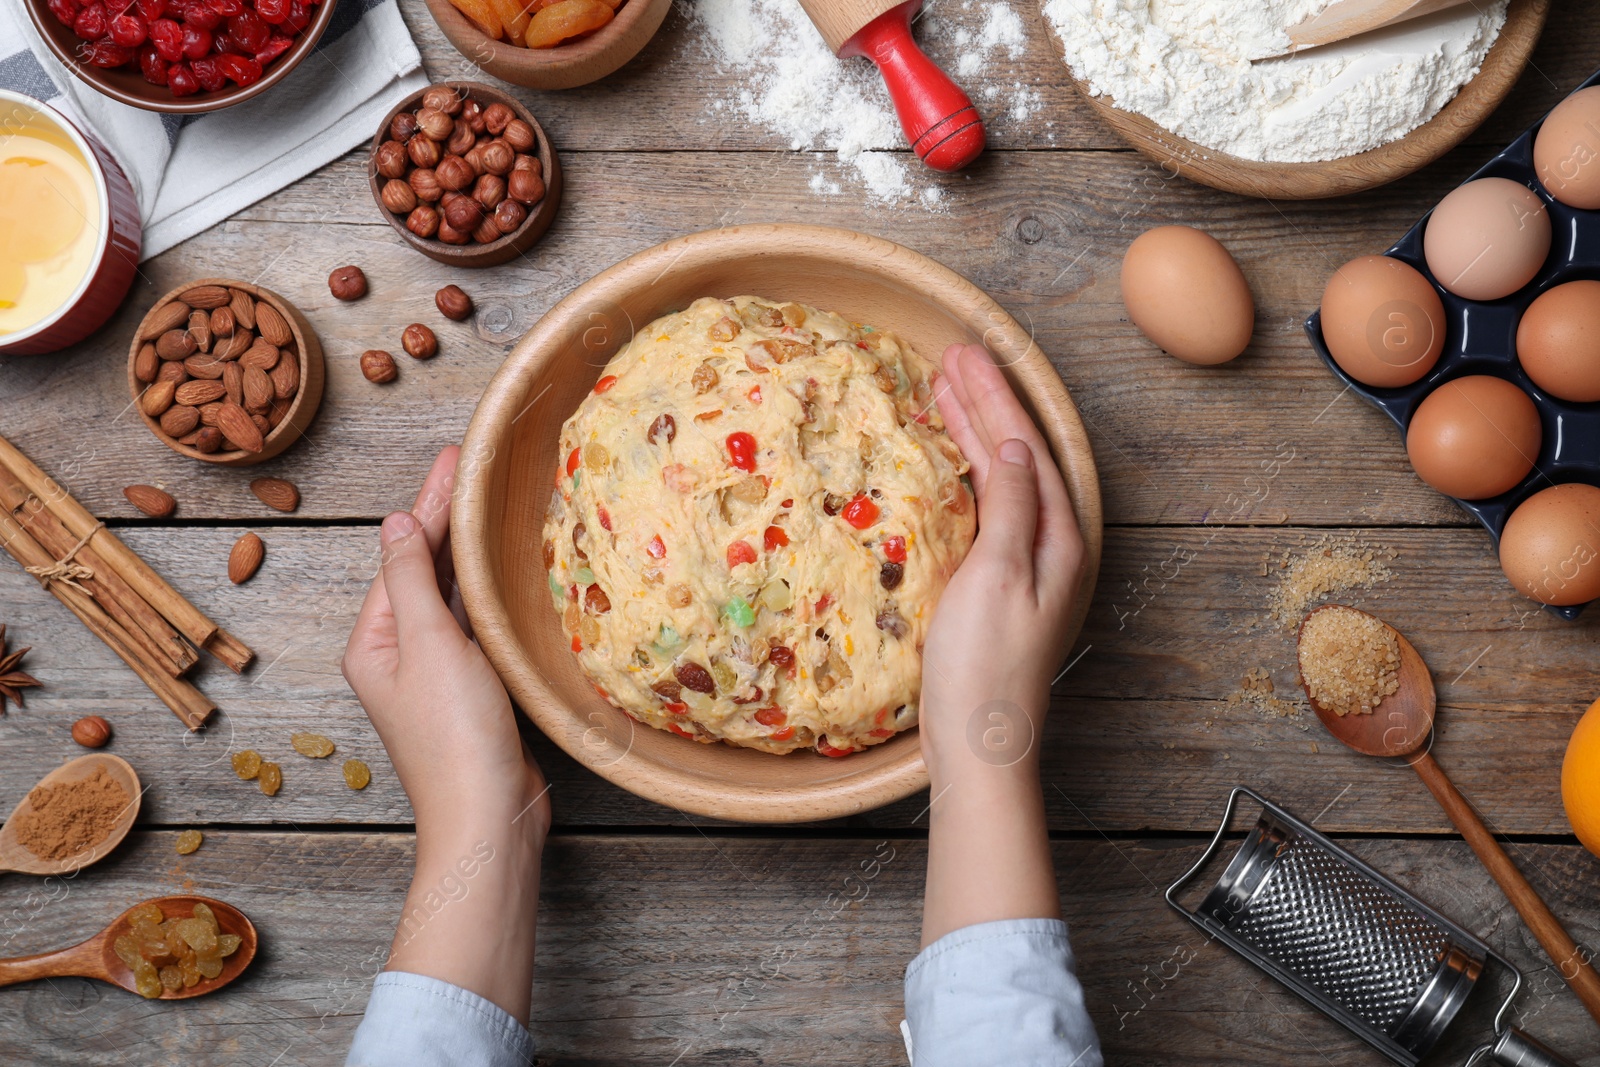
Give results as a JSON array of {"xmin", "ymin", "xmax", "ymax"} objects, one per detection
[
  {"xmin": 688, "ymin": 0, "xmax": 1044, "ymax": 207},
  {"xmin": 1041, "ymin": 0, "xmax": 1508, "ymax": 163}
]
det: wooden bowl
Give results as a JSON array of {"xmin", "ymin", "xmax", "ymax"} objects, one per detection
[
  {"xmin": 423, "ymin": 0, "xmax": 673, "ymax": 90},
  {"xmin": 126, "ymin": 279, "xmax": 324, "ymax": 466},
  {"xmin": 1046, "ymin": 0, "xmax": 1549, "ymax": 200},
  {"xmin": 23, "ymin": 0, "xmax": 340, "ymax": 115},
  {"xmin": 453, "ymin": 224, "xmax": 1104, "ymax": 823},
  {"xmin": 368, "ymin": 82, "xmax": 562, "ymax": 269}
]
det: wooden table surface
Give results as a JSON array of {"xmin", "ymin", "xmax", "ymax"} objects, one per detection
[{"xmin": 3, "ymin": 2, "xmax": 1600, "ymax": 1063}]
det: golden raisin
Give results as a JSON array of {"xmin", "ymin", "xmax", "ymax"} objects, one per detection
[
  {"xmin": 691, "ymin": 361, "xmax": 719, "ymax": 394},
  {"xmin": 174, "ymin": 830, "xmax": 203, "ymax": 855},
  {"xmin": 290, "ymin": 732, "xmax": 336, "ymax": 758},
  {"xmin": 231, "ymin": 749, "xmax": 262, "ymax": 780},
  {"xmin": 343, "ymin": 759, "xmax": 371, "ymax": 790},
  {"xmin": 258, "ymin": 762, "xmax": 282, "ymax": 796}
]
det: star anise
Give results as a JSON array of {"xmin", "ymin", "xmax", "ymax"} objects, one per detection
[{"xmin": 0, "ymin": 625, "xmax": 42, "ymax": 714}]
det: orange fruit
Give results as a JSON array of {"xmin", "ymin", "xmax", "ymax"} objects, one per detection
[{"xmin": 1560, "ymin": 697, "xmax": 1600, "ymax": 857}]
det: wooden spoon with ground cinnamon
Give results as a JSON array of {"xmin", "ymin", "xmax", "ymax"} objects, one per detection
[{"xmin": 0, "ymin": 754, "xmax": 141, "ymax": 875}]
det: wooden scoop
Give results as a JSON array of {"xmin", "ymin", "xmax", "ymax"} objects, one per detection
[
  {"xmin": 0, "ymin": 754, "xmax": 140, "ymax": 875},
  {"xmin": 0, "ymin": 896, "xmax": 256, "ymax": 999},
  {"xmin": 1259, "ymin": 0, "xmax": 1474, "ymax": 58},
  {"xmin": 1298, "ymin": 605, "xmax": 1600, "ymax": 1028}
]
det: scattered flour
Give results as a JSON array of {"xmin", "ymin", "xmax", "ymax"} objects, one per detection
[
  {"xmin": 1040, "ymin": 0, "xmax": 1508, "ymax": 162},
  {"xmin": 688, "ymin": 0, "xmax": 1043, "ymax": 206}
]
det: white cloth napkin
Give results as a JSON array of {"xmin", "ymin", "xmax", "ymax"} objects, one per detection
[{"xmin": 0, "ymin": 0, "xmax": 427, "ymax": 259}]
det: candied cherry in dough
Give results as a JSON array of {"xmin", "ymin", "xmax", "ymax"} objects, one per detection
[
  {"xmin": 725, "ymin": 432, "xmax": 757, "ymax": 472},
  {"xmin": 842, "ymin": 494, "xmax": 879, "ymax": 529}
]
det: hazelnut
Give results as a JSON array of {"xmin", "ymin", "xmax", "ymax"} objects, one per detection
[
  {"xmin": 381, "ymin": 178, "xmax": 417, "ymax": 214},
  {"xmin": 512, "ymin": 153, "xmax": 540, "ymax": 174},
  {"xmin": 389, "ymin": 111, "xmax": 419, "ymax": 142},
  {"xmin": 436, "ymin": 285, "xmax": 474, "ymax": 321},
  {"xmin": 407, "ymin": 135, "xmax": 441, "ymax": 169},
  {"xmin": 416, "ymin": 106, "xmax": 453, "ymax": 142},
  {"xmin": 483, "ymin": 102, "xmax": 514, "ymax": 135},
  {"xmin": 409, "ymin": 167, "xmax": 443, "ymax": 202},
  {"xmin": 328, "ymin": 265, "xmax": 368, "ymax": 301},
  {"xmin": 472, "ymin": 173, "xmax": 506, "ymax": 210},
  {"xmin": 480, "ymin": 140, "xmax": 515, "ymax": 176},
  {"xmin": 436, "ymin": 218, "xmax": 470, "ymax": 245},
  {"xmin": 460, "ymin": 99, "xmax": 486, "ymax": 134},
  {"xmin": 402, "ymin": 323, "xmax": 438, "ymax": 360},
  {"xmin": 406, "ymin": 204, "xmax": 440, "ymax": 238},
  {"xmin": 463, "ymin": 143, "xmax": 488, "ymax": 175},
  {"xmin": 375, "ymin": 139, "xmax": 408, "ymax": 178},
  {"xmin": 473, "ymin": 218, "xmax": 502, "ymax": 244},
  {"xmin": 446, "ymin": 120, "xmax": 475, "ymax": 156},
  {"xmin": 422, "ymin": 85, "xmax": 463, "ymax": 115},
  {"xmin": 71, "ymin": 715, "xmax": 112, "ymax": 748},
  {"xmin": 443, "ymin": 193, "xmax": 484, "ymax": 233},
  {"xmin": 436, "ymin": 154, "xmax": 475, "ymax": 192},
  {"xmin": 361, "ymin": 349, "xmax": 399, "ymax": 383},
  {"xmin": 508, "ymin": 168, "xmax": 545, "ymax": 206},
  {"xmin": 503, "ymin": 119, "xmax": 535, "ymax": 152},
  {"xmin": 493, "ymin": 198, "xmax": 527, "ymax": 235}
]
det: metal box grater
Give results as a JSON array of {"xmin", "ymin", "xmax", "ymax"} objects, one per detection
[{"xmin": 1166, "ymin": 788, "xmax": 1581, "ymax": 1067}]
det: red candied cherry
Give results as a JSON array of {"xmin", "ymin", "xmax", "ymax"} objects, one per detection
[
  {"xmin": 72, "ymin": 3, "xmax": 108, "ymax": 40},
  {"xmin": 109, "ymin": 13, "xmax": 148, "ymax": 47},
  {"xmin": 138, "ymin": 44, "xmax": 169, "ymax": 84},
  {"xmin": 47, "ymin": 0, "xmax": 79, "ymax": 28},
  {"xmin": 136, "ymin": 0, "xmax": 166, "ymax": 16},
  {"xmin": 215, "ymin": 31, "xmax": 247, "ymax": 54},
  {"xmin": 216, "ymin": 52, "xmax": 262, "ymax": 85},
  {"xmin": 182, "ymin": 0, "xmax": 221, "ymax": 28},
  {"xmin": 726, "ymin": 540, "xmax": 757, "ymax": 568},
  {"xmin": 817, "ymin": 740, "xmax": 857, "ymax": 758},
  {"xmin": 208, "ymin": 0, "xmax": 244, "ymax": 14},
  {"xmin": 166, "ymin": 60, "xmax": 199, "ymax": 94},
  {"xmin": 763, "ymin": 525, "xmax": 788, "ymax": 551},
  {"xmin": 148, "ymin": 16, "xmax": 183, "ymax": 59},
  {"xmin": 254, "ymin": 33, "xmax": 292, "ymax": 64},
  {"xmin": 593, "ymin": 375, "xmax": 618, "ymax": 394},
  {"xmin": 254, "ymin": 0, "xmax": 288, "ymax": 23},
  {"xmin": 882, "ymin": 535, "xmax": 906, "ymax": 563},
  {"xmin": 596, "ymin": 505, "xmax": 612, "ymax": 532},
  {"xmin": 228, "ymin": 10, "xmax": 269, "ymax": 50},
  {"xmin": 725, "ymin": 431, "xmax": 757, "ymax": 473},
  {"xmin": 190, "ymin": 54, "xmax": 226, "ymax": 90},
  {"xmin": 646, "ymin": 534, "xmax": 665, "ymax": 559},
  {"xmin": 841, "ymin": 493, "xmax": 879, "ymax": 529},
  {"xmin": 180, "ymin": 23, "xmax": 211, "ymax": 58},
  {"xmin": 279, "ymin": 0, "xmax": 308, "ymax": 32},
  {"xmin": 754, "ymin": 707, "xmax": 786, "ymax": 728},
  {"xmin": 565, "ymin": 447, "xmax": 581, "ymax": 477},
  {"xmin": 83, "ymin": 38, "xmax": 133, "ymax": 67}
]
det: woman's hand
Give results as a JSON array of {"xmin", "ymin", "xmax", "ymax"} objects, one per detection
[{"xmin": 342, "ymin": 446, "xmax": 549, "ymax": 1022}]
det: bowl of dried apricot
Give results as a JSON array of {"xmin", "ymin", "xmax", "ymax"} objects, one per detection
[{"xmin": 424, "ymin": 0, "xmax": 672, "ymax": 90}]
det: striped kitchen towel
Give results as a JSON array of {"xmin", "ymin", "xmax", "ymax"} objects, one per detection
[{"xmin": 0, "ymin": 0, "xmax": 427, "ymax": 259}]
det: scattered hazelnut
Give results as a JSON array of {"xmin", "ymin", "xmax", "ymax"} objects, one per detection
[
  {"xmin": 407, "ymin": 135, "xmax": 441, "ymax": 169},
  {"xmin": 493, "ymin": 199, "xmax": 527, "ymax": 234},
  {"xmin": 446, "ymin": 120, "xmax": 476, "ymax": 156},
  {"xmin": 328, "ymin": 265, "xmax": 368, "ymax": 301},
  {"xmin": 375, "ymin": 140, "xmax": 408, "ymax": 179},
  {"xmin": 436, "ymin": 285, "xmax": 474, "ymax": 321},
  {"xmin": 403, "ymin": 323, "xmax": 439, "ymax": 359},
  {"xmin": 436, "ymin": 154, "xmax": 475, "ymax": 192},
  {"xmin": 71, "ymin": 715, "xmax": 113, "ymax": 748},
  {"xmin": 480, "ymin": 141, "xmax": 515, "ymax": 177},
  {"xmin": 443, "ymin": 194, "xmax": 484, "ymax": 233},
  {"xmin": 436, "ymin": 218, "xmax": 470, "ymax": 245},
  {"xmin": 503, "ymin": 119, "xmax": 535, "ymax": 152},
  {"xmin": 460, "ymin": 99, "xmax": 486, "ymax": 134},
  {"xmin": 472, "ymin": 173, "xmax": 506, "ymax": 210},
  {"xmin": 406, "ymin": 205, "xmax": 440, "ymax": 239},
  {"xmin": 409, "ymin": 167, "xmax": 443, "ymax": 202},
  {"xmin": 423, "ymin": 85, "xmax": 464, "ymax": 115},
  {"xmin": 389, "ymin": 111, "xmax": 419, "ymax": 142},
  {"xmin": 381, "ymin": 178, "xmax": 417, "ymax": 215},
  {"xmin": 483, "ymin": 102, "xmax": 514, "ymax": 135},
  {"xmin": 361, "ymin": 349, "xmax": 399, "ymax": 383},
  {"xmin": 508, "ymin": 168, "xmax": 545, "ymax": 206},
  {"xmin": 416, "ymin": 106, "xmax": 453, "ymax": 142}
]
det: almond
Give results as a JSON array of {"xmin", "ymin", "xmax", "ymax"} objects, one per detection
[
  {"xmin": 229, "ymin": 533, "xmax": 264, "ymax": 584},
  {"xmin": 255, "ymin": 302, "xmax": 291, "ymax": 347},
  {"xmin": 216, "ymin": 403, "xmax": 264, "ymax": 453},
  {"xmin": 250, "ymin": 477, "xmax": 300, "ymax": 513},
  {"xmin": 184, "ymin": 355, "xmax": 227, "ymax": 380},
  {"xmin": 187, "ymin": 309, "xmax": 211, "ymax": 353},
  {"xmin": 269, "ymin": 354, "xmax": 300, "ymax": 400},
  {"xmin": 134, "ymin": 343, "xmax": 159, "ymax": 383},
  {"xmin": 156, "ymin": 329, "xmax": 196, "ymax": 361},
  {"xmin": 175, "ymin": 380, "xmax": 227, "ymax": 406},
  {"xmin": 243, "ymin": 365, "xmax": 273, "ymax": 412},
  {"xmin": 241, "ymin": 341, "xmax": 280, "ymax": 371},
  {"xmin": 267, "ymin": 397, "xmax": 292, "ymax": 429},
  {"xmin": 123, "ymin": 485, "xmax": 176, "ymax": 518},
  {"xmin": 157, "ymin": 361, "xmax": 190, "ymax": 384},
  {"xmin": 223, "ymin": 361, "xmax": 244, "ymax": 405},
  {"xmin": 229, "ymin": 288, "xmax": 256, "ymax": 330},
  {"xmin": 209, "ymin": 306, "xmax": 235, "ymax": 338},
  {"xmin": 160, "ymin": 405, "xmax": 200, "ymax": 438},
  {"xmin": 193, "ymin": 427, "xmax": 223, "ymax": 454},
  {"xmin": 199, "ymin": 402, "xmax": 224, "ymax": 427},
  {"xmin": 178, "ymin": 429, "xmax": 203, "ymax": 446},
  {"xmin": 215, "ymin": 329, "xmax": 254, "ymax": 361},
  {"xmin": 139, "ymin": 300, "xmax": 191, "ymax": 340},
  {"xmin": 141, "ymin": 380, "xmax": 177, "ymax": 417},
  {"xmin": 251, "ymin": 412, "xmax": 271, "ymax": 436},
  {"xmin": 181, "ymin": 285, "xmax": 231, "ymax": 309}
]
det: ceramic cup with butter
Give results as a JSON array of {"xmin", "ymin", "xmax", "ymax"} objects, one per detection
[{"xmin": 0, "ymin": 91, "xmax": 141, "ymax": 356}]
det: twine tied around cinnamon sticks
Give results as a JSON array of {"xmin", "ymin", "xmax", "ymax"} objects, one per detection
[{"xmin": 18, "ymin": 512, "xmax": 104, "ymax": 594}]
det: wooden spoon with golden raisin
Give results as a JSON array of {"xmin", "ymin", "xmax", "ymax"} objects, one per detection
[{"xmin": 0, "ymin": 895, "xmax": 257, "ymax": 999}]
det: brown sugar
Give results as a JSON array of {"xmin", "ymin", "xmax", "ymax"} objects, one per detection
[
  {"xmin": 1297, "ymin": 606, "xmax": 1400, "ymax": 717},
  {"xmin": 1268, "ymin": 535, "xmax": 1397, "ymax": 628},
  {"xmin": 13, "ymin": 766, "xmax": 130, "ymax": 861},
  {"xmin": 1226, "ymin": 666, "xmax": 1300, "ymax": 719}
]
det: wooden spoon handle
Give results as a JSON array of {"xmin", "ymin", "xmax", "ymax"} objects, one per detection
[
  {"xmin": 0, "ymin": 939, "xmax": 101, "ymax": 989},
  {"xmin": 1411, "ymin": 751, "xmax": 1600, "ymax": 1026}
]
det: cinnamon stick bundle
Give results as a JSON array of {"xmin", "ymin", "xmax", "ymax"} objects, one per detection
[{"xmin": 0, "ymin": 433, "xmax": 253, "ymax": 729}]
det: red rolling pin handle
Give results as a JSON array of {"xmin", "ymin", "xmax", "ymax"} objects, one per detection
[{"xmin": 840, "ymin": 0, "xmax": 985, "ymax": 172}]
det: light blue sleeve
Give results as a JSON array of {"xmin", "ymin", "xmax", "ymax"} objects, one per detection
[
  {"xmin": 346, "ymin": 971, "xmax": 535, "ymax": 1067},
  {"xmin": 903, "ymin": 918, "xmax": 1102, "ymax": 1067}
]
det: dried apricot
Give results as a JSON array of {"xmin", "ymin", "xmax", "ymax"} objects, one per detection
[
  {"xmin": 174, "ymin": 830, "xmax": 203, "ymax": 855},
  {"xmin": 343, "ymin": 759, "xmax": 371, "ymax": 790},
  {"xmin": 290, "ymin": 732, "xmax": 335, "ymax": 758},
  {"xmin": 232, "ymin": 749, "xmax": 262, "ymax": 780},
  {"xmin": 258, "ymin": 761, "xmax": 282, "ymax": 796},
  {"xmin": 525, "ymin": 0, "xmax": 613, "ymax": 47}
]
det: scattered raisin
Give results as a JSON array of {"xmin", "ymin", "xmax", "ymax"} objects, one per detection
[
  {"xmin": 708, "ymin": 316, "xmax": 740, "ymax": 342},
  {"xmin": 876, "ymin": 610, "xmax": 908, "ymax": 638},
  {"xmin": 823, "ymin": 494, "xmax": 846, "ymax": 516},
  {"xmin": 667, "ymin": 582, "xmax": 693, "ymax": 608},
  {"xmin": 768, "ymin": 644, "xmax": 795, "ymax": 668},
  {"xmin": 675, "ymin": 661, "xmax": 715, "ymax": 694},
  {"xmin": 880, "ymin": 562, "xmax": 904, "ymax": 590},
  {"xmin": 584, "ymin": 584, "xmax": 611, "ymax": 614},
  {"xmin": 291, "ymin": 732, "xmax": 335, "ymax": 758},
  {"xmin": 174, "ymin": 830, "xmax": 203, "ymax": 855},
  {"xmin": 258, "ymin": 762, "xmax": 282, "ymax": 796},
  {"xmin": 542, "ymin": 538, "xmax": 556, "ymax": 568},
  {"xmin": 651, "ymin": 678, "xmax": 682, "ymax": 701},
  {"xmin": 647, "ymin": 413, "xmax": 676, "ymax": 444},
  {"xmin": 231, "ymin": 750, "xmax": 262, "ymax": 780},
  {"xmin": 691, "ymin": 361, "xmax": 719, "ymax": 395},
  {"xmin": 343, "ymin": 759, "xmax": 371, "ymax": 790},
  {"xmin": 572, "ymin": 522, "xmax": 588, "ymax": 560}
]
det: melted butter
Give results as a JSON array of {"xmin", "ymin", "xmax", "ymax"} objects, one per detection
[{"xmin": 0, "ymin": 133, "xmax": 98, "ymax": 336}]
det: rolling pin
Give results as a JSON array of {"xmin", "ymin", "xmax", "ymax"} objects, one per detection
[{"xmin": 797, "ymin": 0, "xmax": 985, "ymax": 172}]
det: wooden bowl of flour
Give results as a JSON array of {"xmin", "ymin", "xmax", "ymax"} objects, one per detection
[{"xmin": 1046, "ymin": 0, "xmax": 1548, "ymax": 199}]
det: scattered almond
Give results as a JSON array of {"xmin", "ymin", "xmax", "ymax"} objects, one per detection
[
  {"xmin": 229, "ymin": 532, "xmax": 264, "ymax": 584},
  {"xmin": 123, "ymin": 485, "xmax": 176, "ymax": 518},
  {"xmin": 249, "ymin": 477, "xmax": 300, "ymax": 513}
]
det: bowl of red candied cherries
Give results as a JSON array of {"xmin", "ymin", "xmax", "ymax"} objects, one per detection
[{"xmin": 25, "ymin": 0, "xmax": 341, "ymax": 113}]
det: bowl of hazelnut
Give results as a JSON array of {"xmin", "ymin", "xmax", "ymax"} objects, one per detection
[
  {"xmin": 368, "ymin": 82, "xmax": 561, "ymax": 269},
  {"xmin": 127, "ymin": 279, "xmax": 325, "ymax": 466}
]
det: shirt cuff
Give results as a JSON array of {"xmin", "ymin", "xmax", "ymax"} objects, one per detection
[
  {"xmin": 346, "ymin": 971, "xmax": 535, "ymax": 1067},
  {"xmin": 904, "ymin": 918, "xmax": 1102, "ymax": 1067}
]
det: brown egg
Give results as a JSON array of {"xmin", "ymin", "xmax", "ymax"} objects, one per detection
[
  {"xmin": 1119, "ymin": 225, "xmax": 1254, "ymax": 365},
  {"xmin": 1319, "ymin": 255, "xmax": 1445, "ymax": 388},
  {"xmin": 1423, "ymin": 178, "xmax": 1551, "ymax": 301},
  {"xmin": 1534, "ymin": 86, "xmax": 1600, "ymax": 209},
  {"xmin": 1499, "ymin": 483, "xmax": 1600, "ymax": 605},
  {"xmin": 1406, "ymin": 376, "xmax": 1540, "ymax": 500},
  {"xmin": 1517, "ymin": 280, "xmax": 1600, "ymax": 403}
]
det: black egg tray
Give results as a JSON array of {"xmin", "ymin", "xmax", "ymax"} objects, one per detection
[{"xmin": 1304, "ymin": 67, "xmax": 1600, "ymax": 620}]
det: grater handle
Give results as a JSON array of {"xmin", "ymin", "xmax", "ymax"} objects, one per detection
[
  {"xmin": 1487, "ymin": 1027, "xmax": 1582, "ymax": 1067},
  {"xmin": 1410, "ymin": 751, "xmax": 1600, "ymax": 1027}
]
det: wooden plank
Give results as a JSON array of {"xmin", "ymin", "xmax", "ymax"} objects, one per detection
[
  {"xmin": 388, "ymin": 0, "xmax": 1600, "ymax": 154},
  {"xmin": 0, "ymin": 832, "xmax": 1593, "ymax": 1064},
  {"xmin": 0, "ymin": 525, "xmax": 1586, "ymax": 834},
  {"xmin": 0, "ymin": 148, "xmax": 1552, "ymax": 527}
]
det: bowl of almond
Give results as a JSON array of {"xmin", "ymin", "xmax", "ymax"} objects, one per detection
[{"xmin": 127, "ymin": 280, "xmax": 325, "ymax": 466}]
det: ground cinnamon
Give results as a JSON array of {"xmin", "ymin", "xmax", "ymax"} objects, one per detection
[{"xmin": 13, "ymin": 767, "xmax": 130, "ymax": 861}]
